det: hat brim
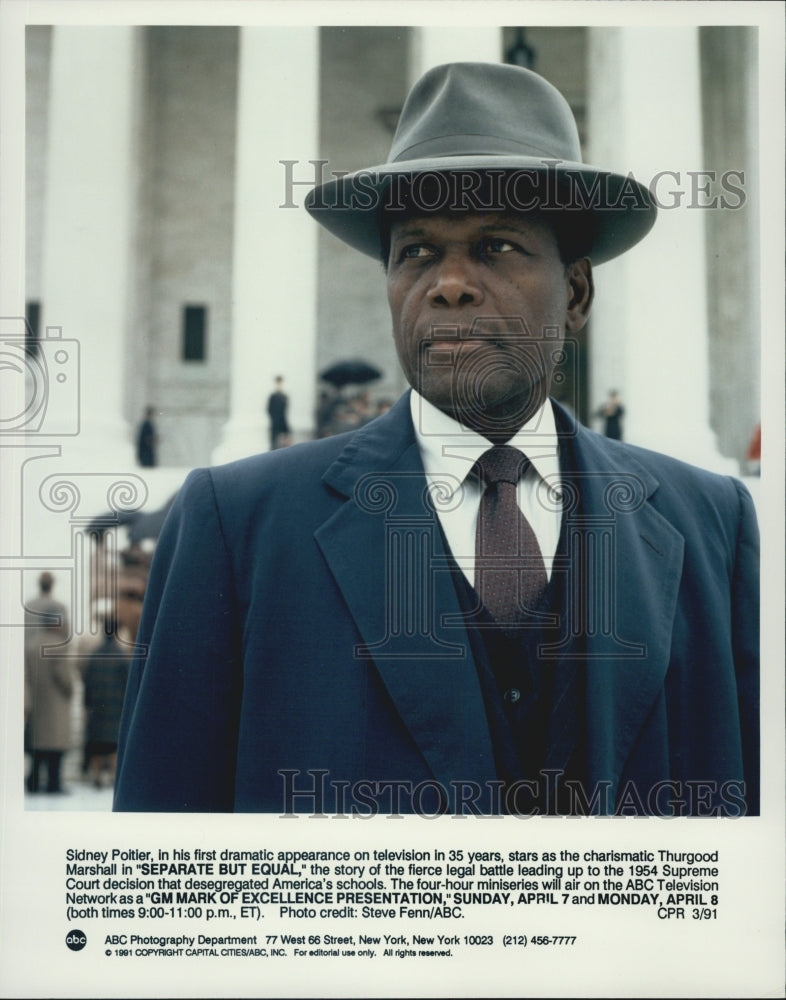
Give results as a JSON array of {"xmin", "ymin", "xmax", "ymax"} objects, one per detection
[{"xmin": 305, "ymin": 155, "xmax": 657, "ymax": 266}]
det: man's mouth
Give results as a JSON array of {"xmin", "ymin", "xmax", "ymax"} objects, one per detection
[{"xmin": 423, "ymin": 336, "xmax": 509, "ymax": 351}]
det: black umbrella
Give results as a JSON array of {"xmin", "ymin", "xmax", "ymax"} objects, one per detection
[
  {"xmin": 87, "ymin": 494, "xmax": 176, "ymax": 543},
  {"xmin": 127, "ymin": 494, "xmax": 176, "ymax": 543},
  {"xmin": 319, "ymin": 359, "xmax": 382, "ymax": 388},
  {"xmin": 86, "ymin": 508, "xmax": 138, "ymax": 540}
]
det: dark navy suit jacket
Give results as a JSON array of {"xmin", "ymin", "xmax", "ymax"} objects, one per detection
[{"xmin": 114, "ymin": 394, "xmax": 759, "ymax": 815}]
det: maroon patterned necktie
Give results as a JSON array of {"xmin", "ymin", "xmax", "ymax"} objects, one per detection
[{"xmin": 474, "ymin": 445, "xmax": 548, "ymax": 624}]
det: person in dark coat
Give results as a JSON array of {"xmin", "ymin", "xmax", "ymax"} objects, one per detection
[
  {"xmin": 83, "ymin": 566, "xmax": 147, "ymax": 788},
  {"xmin": 25, "ymin": 572, "xmax": 73, "ymax": 793},
  {"xmin": 115, "ymin": 63, "xmax": 758, "ymax": 817},
  {"xmin": 596, "ymin": 390, "xmax": 625, "ymax": 440},
  {"xmin": 136, "ymin": 406, "xmax": 158, "ymax": 467},
  {"xmin": 83, "ymin": 638, "xmax": 131, "ymax": 788},
  {"xmin": 266, "ymin": 376, "xmax": 291, "ymax": 449}
]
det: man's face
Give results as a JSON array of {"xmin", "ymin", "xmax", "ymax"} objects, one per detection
[{"xmin": 386, "ymin": 209, "xmax": 593, "ymax": 441}]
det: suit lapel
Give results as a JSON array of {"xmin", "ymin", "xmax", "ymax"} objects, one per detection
[
  {"xmin": 314, "ymin": 394, "xmax": 497, "ymax": 799},
  {"xmin": 546, "ymin": 405, "xmax": 685, "ymax": 804}
]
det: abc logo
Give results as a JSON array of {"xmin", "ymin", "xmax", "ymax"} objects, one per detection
[{"xmin": 65, "ymin": 929, "xmax": 87, "ymax": 952}]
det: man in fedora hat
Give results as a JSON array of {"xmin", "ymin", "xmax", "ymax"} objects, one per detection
[{"xmin": 115, "ymin": 63, "xmax": 758, "ymax": 817}]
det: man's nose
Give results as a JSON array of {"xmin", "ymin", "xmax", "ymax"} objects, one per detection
[{"xmin": 427, "ymin": 253, "xmax": 484, "ymax": 308}]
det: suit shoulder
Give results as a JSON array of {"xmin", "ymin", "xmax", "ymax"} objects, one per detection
[
  {"xmin": 170, "ymin": 433, "xmax": 360, "ymax": 533},
  {"xmin": 620, "ymin": 438, "xmax": 741, "ymax": 488},
  {"xmin": 558, "ymin": 403, "xmax": 743, "ymax": 501},
  {"xmin": 195, "ymin": 433, "xmax": 353, "ymax": 491},
  {"xmin": 602, "ymin": 437, "xmax": 754, "ymax": 530}
]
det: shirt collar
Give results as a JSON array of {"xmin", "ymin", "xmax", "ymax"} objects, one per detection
[{"xmin": 410, "ymin": 390, "xmax": 561, "ymax": 497}]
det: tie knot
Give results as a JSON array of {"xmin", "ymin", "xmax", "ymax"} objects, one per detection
[{"xmin": 475, "ymin": 445, "xmax": 530, "ymax": 486}]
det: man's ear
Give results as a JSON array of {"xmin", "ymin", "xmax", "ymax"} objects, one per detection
[{"xmin": 565, "ymin": 258, "xmax": 594, "ymax": 332}]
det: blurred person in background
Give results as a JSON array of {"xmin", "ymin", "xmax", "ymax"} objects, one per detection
[
  {"xmin": 266, "ymin": 375, "xmax": 291, "ymax": 449},
  {"xmin": 595, "ymin": 389, "xmax": 625, "ymax": 440},
  {"xmin": 83, "ymin": 557, "xmax": 148, "ymax": 789},
  {"xmin": 136, "ymin": 406, "xmax": 159, "ymax": 467},
  {"xmin": 25, "ymin": 572, "xmax": 73, "ymax": 794}
]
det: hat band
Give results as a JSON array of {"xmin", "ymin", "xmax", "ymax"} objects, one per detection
[{"xmin": 392, "ymin": 132, "xmax": 580, "ymax": 164}]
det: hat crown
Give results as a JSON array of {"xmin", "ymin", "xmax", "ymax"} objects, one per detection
[
  {"xmin": 305, "ymin": 60, "xmax": 657, "ymax": 264},
  {"xmin": 389, "ymin": 62, "xmax": 583, "ymax": 165}
]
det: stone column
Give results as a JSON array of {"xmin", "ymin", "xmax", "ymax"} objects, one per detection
[
  {"xmin": 213, "ymin": 27, "xmax": 319, "ymax": 464},
  {"xmin": 410, "ymin": 27, "xmax": 502, "ymax": 83},
  {"xmin": 586, "ymin": 27, "xmax": 735, "ymax": 472},
  {"xmin": 39, "ymin": 27, "xmax": 142, "ymax": 466},
  {"xmin": 700, "ymin": 27, "xmax": 759, "ymax": 465}
]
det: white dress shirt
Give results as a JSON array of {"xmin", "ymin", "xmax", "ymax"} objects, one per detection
[{"xmin": 410, "ymin": 390, "xmax": 564, "ymax": 586}]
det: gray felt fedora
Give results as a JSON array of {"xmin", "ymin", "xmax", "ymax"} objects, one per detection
[{"xmin": 305, "ymin": 61, "xmax": 657, "ymax": 265}]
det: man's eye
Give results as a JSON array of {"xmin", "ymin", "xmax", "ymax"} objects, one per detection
[
  {"xmin": 401, "ymin": 244, "xmax": 434, "ymax": 259},
  {"xmin": 480, "ymin": 237, "xmax": 517, "ymax": 255}
]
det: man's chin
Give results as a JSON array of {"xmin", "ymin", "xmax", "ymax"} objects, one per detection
[{"xmin": 416, "ymin": 377, "xmax": 544, "ymax": 435}]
